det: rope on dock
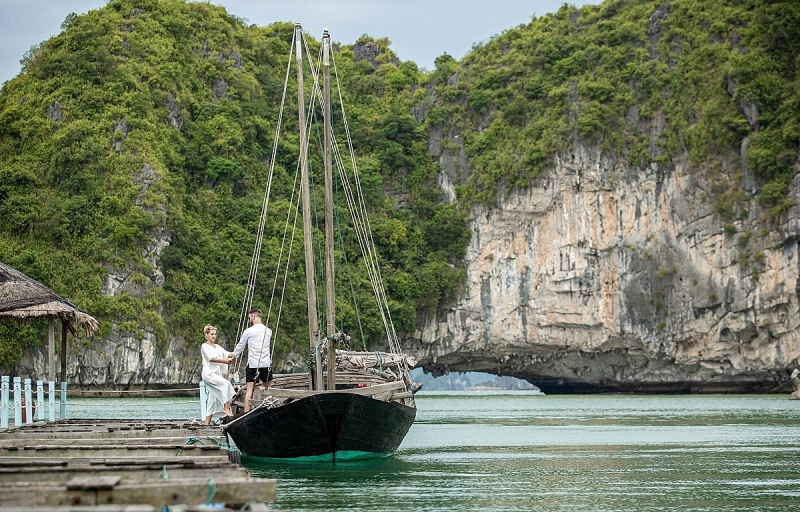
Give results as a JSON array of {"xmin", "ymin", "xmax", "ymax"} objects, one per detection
[
  {"xmin": 205, "ymin": 477, "xmax": 217, "ymax": 504},
  {"xmin": 205, "ymin": 435, "xmax": 229, "ymax": 448},
  {"xmin": 185, "ymin": 436, "xmax": 206, "ymax": 446}
]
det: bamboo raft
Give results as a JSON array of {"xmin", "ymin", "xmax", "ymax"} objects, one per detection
[{"xmin": 0, "ymin": 419, "xmax": 275, "ymax": 511}]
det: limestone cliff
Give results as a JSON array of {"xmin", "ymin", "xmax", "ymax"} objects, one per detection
[
  {"xmin": 8, "ymin": 1, "xmax": 800, "ymax": 394},
  {"xmin": 409, "ymin": 137, "xmax": 800, "ymax": 392},
  {"xmin": 19, "ymin": 142, "xmax": 799, "ymax": 392}
]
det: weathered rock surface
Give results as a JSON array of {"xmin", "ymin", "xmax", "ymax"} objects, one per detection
[
  {"xmin": 408, "ymin": 140, "xmax": 800, "ymax": 393},
  {"xmin": 16, "ymin": 141, "xmax": 800, "ymax": 393},
  {"xmin": 16, "ymin": 160, "xmax": 188, "ymax": 389}
]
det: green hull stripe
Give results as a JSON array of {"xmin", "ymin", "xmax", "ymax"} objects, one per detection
[{"xmin": 243, "ymin": 450, "xmax": 392, "ymax": 463}]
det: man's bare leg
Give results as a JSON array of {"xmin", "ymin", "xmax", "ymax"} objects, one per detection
[{"xmin": 244, "ymin": 382, "xmax": 255, "ymax": 412}]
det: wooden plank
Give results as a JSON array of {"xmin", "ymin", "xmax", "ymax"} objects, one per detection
[
  {"xmin": 0, "ymin": 464, "xmax": 246, "ymax": 483},
  {"xmin": 0, "ymin": 427, "xmax": 223, "ymax": 441},
  {"xmin": 0, "ymin": 459, "xmax": 68, "ymax": 467},
  {"xmin": 27, "ymin": 444, "xmax": 193, "ymax": 450},
  {"xmin": 87, "ymin": 456, "xmax": 229, "ymax": 466},
  {"xmin": 0, "ymin": 430, "xmax": 220, "ymax": 441},
  {"xmin": 66, "ymin": 475, "xmax": 120, "ymax": 490},
  {"xmin": 0, "ymin": 435, "xmax": 230, "ymax": 448},
  {"xmin": 0, "ymin": 421, "xmax": 212, "ymax": 434},
  {"xmin": 0, "ymin": 504, "xmax": 267, "ymax": 512},
  {"xmin": 0, "ymin": 483, "xmax": 100, "ymax": 506},
  {"xmin": 0, "ymin": 418, "xmax": 274, "ymax": 509},
  {"xmin": 0, "ymin": 456, "xmax": 223, "ymax": 465},
  {"xmin": 0, "ymin": 477, "xmax": 276, "ymax": 507},
  {"xmin": 4, "ymin": 419, "xmax": 201, "ymax": 427},
  {"xmin": 0, "ymin": 445, "xmax": 229, "ymax": 458},
  {"xmin": 7, "ymin": 421, "xmax": 217, "ymax": 430},
  {"xmin": 0, "ymin": 458, "xmax": 235, "ymax": 470},
  {"xmin": 0, "ymin": 507, "xmax": 157, "ymax": 512}
]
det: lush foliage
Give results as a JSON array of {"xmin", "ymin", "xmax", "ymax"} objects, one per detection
[
  {"xmin": 0, "ymin": 0, "xmax": 468, "ymax": 367},
  {"xmin": 420, "ymin": 0, "xmax": 799, "ymax": 215},
  {"xmin": 2, "ymin": 0, "xmax": 798, "ymax": 369}
]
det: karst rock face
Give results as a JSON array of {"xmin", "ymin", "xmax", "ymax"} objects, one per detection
[
  {"xmin": 408, "ymin": 141, "xmax": 800, "ymax": 393},
  {"xmin": 14, "ymin": 144, "xmax": 799, "ymax": 392},
  {"xmin": 14, "ymin": 143, "xmax": 799, "ymax": 392}
]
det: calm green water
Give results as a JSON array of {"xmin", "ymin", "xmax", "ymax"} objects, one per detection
[{"xmin": 69, "ymin": 392, "xmax": 800, "ymax": 511}]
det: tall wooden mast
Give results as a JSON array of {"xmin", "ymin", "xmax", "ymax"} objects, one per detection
[
  {"xmin": 295, "ymin": 24, "xmax": 321, "ymax": 390},
  {"xmin": 322, "ymin": 29, "xmax": 336, "ymax": 390}
]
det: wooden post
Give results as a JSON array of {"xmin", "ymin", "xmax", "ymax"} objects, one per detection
[
  {"xmin": 48, "ymin": 318, "xmax": 55, "ymax": 382},
  {"xmin": 48, "ymin": 381, "xmax": 55, "ymax": 422},
  {"xmin": 322, "ymin": 29, "xmax": 337, "ymax": 392},
  {"xmin": 61, "ymin": 321, "xmax": 68, "ymax": 383},
  {"xmin": 23, "ymin": 379, "xmax": 32, "ymax": 424},
  {"xmin": 36, "ymin": 380, "xmax": 44, "ymax": 422},
  {"xmin": 294, "ymin": 23, "xmax": 321, "ymax": 391},
  {"xmin": 1, "ymin": 375, "xmax": 8, "ymax": 428},
  {"xmin": 13, "ymin": 377, "xmax": 21, "ymax": 426}
]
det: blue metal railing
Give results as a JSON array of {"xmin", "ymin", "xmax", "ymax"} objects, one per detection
[
  {"xmin": 0, "ymin": 376, "xmax": 64, "ymax": 428},
  {"xmin": 1, "ymin": 376, "xmax": 209, "ymax": 428}
]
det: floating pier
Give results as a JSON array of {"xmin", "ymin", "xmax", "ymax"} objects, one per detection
[{"xmin": 0, "ymin": 418, "xmax": 274, "ymax": 511}]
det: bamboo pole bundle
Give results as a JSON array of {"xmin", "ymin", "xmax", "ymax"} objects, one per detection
[{"xmin": 333, "ymin": 350, "xmax": 416, "ymax": 374}]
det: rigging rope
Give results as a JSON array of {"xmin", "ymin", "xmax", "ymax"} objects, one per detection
[
  {"xmin": 232, "ymin": 24, "xmax": 296, "ymax": 376},
  {"xmin": 297, "ymin": 39, "xmax": 393, "ymax": 352},
  {"xmin": 336, "ymin": 203, "xmax": 368, "ymax": 350},
  {"xmin": 290, "ymin": 34, "xmax": 405, "ymax": 357},
  {"xmin": 332, "ymin": 49, "xmax": 402, "ymax": 355},
  {"xmin": 266, "ymin": 35, "xmax": 324, "ymax": 362},
  {"xmin": 236, "ymin": 28, "xmax": 410, "ymax": 377}
]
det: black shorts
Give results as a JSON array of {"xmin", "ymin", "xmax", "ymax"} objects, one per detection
[{"xmin": 246, "ymin": 366, "xmax": 273, "ymax": 384}]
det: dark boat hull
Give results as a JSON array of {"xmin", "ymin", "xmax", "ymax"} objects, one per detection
[{"xmin": 224, "ymin": 392, "xmax": 416, "ymax": 461}]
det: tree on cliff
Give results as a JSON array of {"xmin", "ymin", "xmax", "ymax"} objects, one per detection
[
  {"xmin": 423, "ymin": 0, "xmax": 799, "ymax": 221},
  {"xmin": 0, "ymin": 0, "xmax": 468, "ymax": 369},
  {"xmin": 2, "ymin": 0, "xmax": 798, "ymax": 381}
]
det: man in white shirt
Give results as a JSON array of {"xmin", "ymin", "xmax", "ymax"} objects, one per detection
[{"xmin": 233, "ymin": 307, "xmax": 273, "ymax": 412}]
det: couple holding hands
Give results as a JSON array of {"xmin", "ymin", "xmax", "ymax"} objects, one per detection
[{"xmin": 201, "ymin": 308, "xmax": 273, "ymax": 425}]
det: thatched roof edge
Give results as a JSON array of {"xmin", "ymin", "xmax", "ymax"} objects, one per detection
[{"xmin": 0, "ymin": 261, "xmax": 100, "ymax": 336}]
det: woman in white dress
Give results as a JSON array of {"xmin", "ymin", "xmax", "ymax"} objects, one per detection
[{"xmin": 201, "ymin": 325, "xmax": 236, "ymax": 425}]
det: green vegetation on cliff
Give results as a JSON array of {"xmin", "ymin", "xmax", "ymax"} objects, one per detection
[
  {"xmin": 1, "ymin": 0, "xmax": 798, "ymax": 371},
  {"xmin": 422, "ymin": 0, "xmax": 799, "ymax": 218},
  {"xmin": 0, "ymin": 0, "xmax": 468, "ymax": 367}
]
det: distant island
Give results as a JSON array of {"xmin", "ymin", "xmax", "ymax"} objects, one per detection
[{"xmin": 410, "ymin": 368, "xmax": 540, "ymax": 392}]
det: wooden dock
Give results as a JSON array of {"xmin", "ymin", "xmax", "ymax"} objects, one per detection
[{"xmin": 0, "ymin": 419, "xmax": 275, "ymax": 511}]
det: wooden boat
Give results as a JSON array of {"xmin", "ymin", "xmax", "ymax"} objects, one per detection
[{"xmin": 222, "ymin": 25, "xmax": 417, "ymax": 461}]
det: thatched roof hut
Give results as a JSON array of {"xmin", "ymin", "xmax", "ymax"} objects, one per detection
[{"xmin": 0, "ymin": 261, "xmax": 99, "ymax": 380}]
